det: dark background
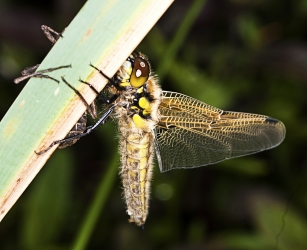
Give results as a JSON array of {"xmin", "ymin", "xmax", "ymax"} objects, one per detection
[{"xmin": 1, "ymin": 0, "xmax": 307, "ymax": 249}]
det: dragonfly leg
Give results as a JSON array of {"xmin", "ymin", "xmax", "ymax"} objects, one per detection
[
  {"xmin": 79, "ymin": 78, "xmax": 100, "ymax": 95},
  {"xmin": 89, "ymin": 63, "xmax": 114, "ymax": 82},
  {"xmin": 14, "ymin": 25, "xmax": 69, "ymax": 84},
  {"xmin": 58, "ymin": 112, "xmax": 87, "ymax": 149},
  {"xmin": 14, "ymin": 64, "xmax": 71, "ymax": 84},
  {"xmin": 41, "ymin": 25, "xmax": 65, "ymax": 44},
  {"xmin": 61, "ymin": 76, "xmax": 98, "ymax": 119},
  {"xmin": 35, "ymin": 103, "xmax": 117, "ymax": 155},
  {"xmin": 79, "ymin": 78, "xmax": 118, "ymax": 105},
  {"xmin": 20, "ymin": 64, "xmax": 40, "ymax": 75},
  {"xmin": 35, "ymin": 75, "xmax": 117, "ymax": 155},
  {"xmin": 34, "ymin": 74, "xmax": 97, "ymax": 154}
]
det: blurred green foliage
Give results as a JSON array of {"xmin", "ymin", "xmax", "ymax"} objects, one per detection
[{"xmin": 1, "ymin": 0, "xmax": 307, "ymax": 249}]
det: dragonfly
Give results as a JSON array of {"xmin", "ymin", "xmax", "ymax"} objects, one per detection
[{"xmin": 15, "ymin": 28, "xmax": 286, "ymax": 227}]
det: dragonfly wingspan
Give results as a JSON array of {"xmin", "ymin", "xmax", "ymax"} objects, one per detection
[{"xmin": 154, "ymin": 91, "xmax": 286, "ymax": 172}]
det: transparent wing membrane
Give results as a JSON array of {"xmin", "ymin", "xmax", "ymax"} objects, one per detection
[{"xmin": 155, "ymin": 91, "xmax": 286, "ymax": 172}]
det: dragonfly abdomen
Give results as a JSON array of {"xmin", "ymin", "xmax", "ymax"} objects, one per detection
[{"xmin": 118, "ymin": 114, "xmax": 155, "ymax": 227}]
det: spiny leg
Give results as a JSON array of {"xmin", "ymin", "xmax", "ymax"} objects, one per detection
[
  {"xmin": 79, "ymin": 78, "xmax": 100, "ymax": 95},
  {"xmin": 35, "ymin": 66, "xmax": 119, "ymax": 155},
  {"xmin": 35, "ymin": 103, "xmax": 117, "ymax": 155},
  {"xmin": 35, "ymin": 76, "xmax": 110, "ymax": 155},
  {"xmin": 80, "ymin": 62, "xmax": 122, "ymax": 104},
  {"xmin": 20, "ymin": 64, "xmax": 40, "ymax": 75},
  {"xmin": 79, "ymin": 78, "xmax": 118, "ymax": 105},
  {"xmin": 41, "ymin": 25, "xmax": 65, "ymax": 44},
  {"xmin": 87, "ymin": 64, "xmax": 120, "ymax": 104},
  {"xmin": 58, "ymin": 112, "xmax": 87, "ymax": 149},
  {"xmin": 35, "ymin": 75, "xmax": 95, "ymax": 154},
  {"xmin": 61, "ymin": 76, "xmax": 98, "ymax": 119},
  {"xmin": 14, "ymin": 64, "xmax": 71, "ymax": 84},
  {"xmin": 14, "ymin": 25, "xmax": 68, "ymax": 84},
  {"xmin": 89, "ymin": 63, "xmax": 115, "ymax": 83}
]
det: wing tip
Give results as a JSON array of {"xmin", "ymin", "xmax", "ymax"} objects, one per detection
[
  {"xmin": 264, "ymin": 116, "xmax": 286, "ymax": 145},
  {"xmin": 265, "ymin": 116, "xmax": 280, "ymax": 124}
]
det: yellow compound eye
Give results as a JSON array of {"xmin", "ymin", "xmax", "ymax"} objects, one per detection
[{"xmin": 130, "ymin": 57, "xmax": 149, "ymax": 88}]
